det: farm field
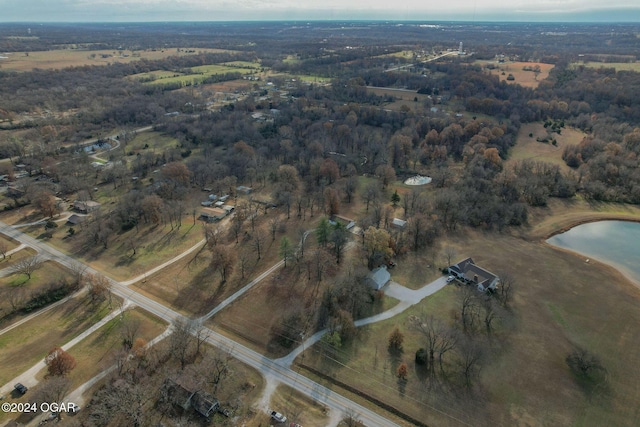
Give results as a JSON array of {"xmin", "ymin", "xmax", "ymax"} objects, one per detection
[
  {"xmin": 475, "ymin": 60, "xmax": 554, "ymax": 88},
  {"xmin": 0, "ymin": 47, "xmax": 233, "ymax": 72},
  {"xmin": 143, "ymin": 63, "xmax": 258, "ymax": 86},
  {"xmin": 571, "ymin": 61, "xmax": 640, "ymax": 72},
  {"xmin": 297, "ymin": 226, "xmax": 640, "ymax": 427},
  {"xmin": 506, "ymin": 122, "xmax": 586, "ymax": 173}
]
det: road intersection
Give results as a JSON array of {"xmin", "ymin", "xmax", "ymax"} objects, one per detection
[{"xmin": 0, "ymin": 221, "xmax": 404, "ymax": 427}]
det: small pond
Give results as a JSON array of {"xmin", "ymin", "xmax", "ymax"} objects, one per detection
[{"xmin": 546, "ymin": 220, "xmax": 640, "ymax": 281}]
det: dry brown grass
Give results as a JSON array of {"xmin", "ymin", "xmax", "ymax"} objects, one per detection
[
  {"xmin": 0, "ymin": 296, "xmax": 112, "ymax": 387},
  {"xmin": 476, "ymin": 61, "xmax": 555, "ymax": 89},
  {"xmin": 506, "ymin": 123, "xmax": 586, "ymax": 173},
  {"xmin": 33, "ymin": 309, "xmax": 167, "ymax": 389},
  {"xmin": 0, "ymin": 48, "xmax": 234, "ymax": 72},
  {"xmin": 526, "ymin": 197, "xmax": 640, "ymax": 240},
  {"xmin": 297, "ymin": 225, "xmax": 640, "ymax": 426}
]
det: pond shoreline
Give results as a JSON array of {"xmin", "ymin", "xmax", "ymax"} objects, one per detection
[{"xmin": 545, "ymin": 219, "xmax": 640, "ymax": 290}]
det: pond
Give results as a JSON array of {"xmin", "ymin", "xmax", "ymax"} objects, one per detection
[{"xmin": 546, "ymin": 220, "xmax": 640, "ymax": 283}]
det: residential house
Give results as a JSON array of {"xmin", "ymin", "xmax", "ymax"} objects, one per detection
[{"xmin": 448, "ymin": 258, "xmax": 500, "ymax": 292}]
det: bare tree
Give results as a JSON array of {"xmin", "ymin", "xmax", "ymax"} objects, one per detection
[
  {"xmin": 69, "ymin": 261, "xmax": 87, "ymax": 287},
  {"xmin": 209, "ymin": 245, "xmax": 236, "ymax": 283},
  {"xmin": 238, "ymin": 247, "xmax": 253, "ymax": 279},
  {"xmin": 170, "ymin": 318, "xmax": 195, "ymax": 370},
  {"xmin": 0, "ymin": 240, "xmax": 8, "ymax": 260},
  {"xmin": 361, "ymin": 182, "xmax": 380, "ymax": 212},
  {"xmin": 459, "ymin": 286, "xmax": 480, "ymax": 333},
  {"xmin": 342, "ymin": 408, "xmax": 363, "ymax": 427},
  {"xmin": 482, "ymin": 297, "xmax": 499, "ymax": 336},
  {"xmin": 497, "ymin": 272, "xmax": 514, "ymax": 308},
  {"xmin": 203, "ymin": 223, "xmax": 222, "ymax": 248},
  {"xmin": 29, "ymin": 377, "xmax": 72, "ymax": 421},
  {"xmin": 411, "ymin": 315, "xmax": 457, "ymax": 377},
  {"xmin": 269, "ymin": 215, "xmax": 281, "ymax": 241},
  {"xmin": 189, "ymin": 319, "xmax": 209, "ymax": 357},
  {"xmin": 5, "ymin": 287, "xmax": 26, "ymax": 312},
  {"xmin": 252, "ymin": 229, "xmax": 266, "ymax": 260},
  {"xmin": 120, "ymin": 315, "xmax": 141, "ymax": 350},
  {"xmin": 457, "ymin": 337, "xmax": 483, "ymax": 388},
  {"xmin": 11, "ymin": 255, "xmax": 43, "ymax": 281},
  {"xmin": 202, "ymin": 347, "xmax": 234, "ymax": 394},
  {"xmin": 86, "ymin": 273, "xmax": 112, "ymax": 306},
  {"xmin": 443, "ymin": 245, "xmax": 458, "ymax": 267}
]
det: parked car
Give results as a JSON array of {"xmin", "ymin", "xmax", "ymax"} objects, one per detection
[
  {"xmin": 14, "ymin": 383, "xmax": 28, "ymax": 395},
  {"xmin": 270, "ymin": 410, "xmax": 287, "ymax": 423},
  {"xmin": 446, "ymin": 275, "xmax": 455, "ymax": 283}
]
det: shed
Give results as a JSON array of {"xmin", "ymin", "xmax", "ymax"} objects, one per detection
[
  {"xmin": 66, "ymin": 214, "xmax": 86, "ymax": 226},
  {"xmin": 73, "ymin": 200, "xmax": 101, "ymax": 214},
  {"xmin": 391, "ymin": 218, "xmax": 407, "ymax": 229},
  {"xmin": 200, "ymin": 207, "xmax": 227, "ymax": 222},
  {"xmin": 367, "ymin": 266, "xmax": 391, "ymax": 290}
]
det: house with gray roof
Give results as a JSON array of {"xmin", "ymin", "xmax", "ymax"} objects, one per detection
[
  {"xmin": 367, "ymin": 266, "xmax": 391, "ymax": 290},
  {"xmin": 448, "ymin": 258, "xmax": 499, "ymax": 292}
]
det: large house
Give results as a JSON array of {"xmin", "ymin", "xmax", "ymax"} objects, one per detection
[{"xmin": 448, "ymin": 258, "xmax": 499, "ymax": 292}]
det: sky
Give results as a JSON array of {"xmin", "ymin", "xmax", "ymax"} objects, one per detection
[{"xmin": 1, "ymin": 0, "xmax": 639, "ymax": 22}]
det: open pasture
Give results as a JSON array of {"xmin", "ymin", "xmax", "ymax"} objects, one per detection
[
  {"xmin": 571, "ymin": 61, "xmax": 640, "ymax": 73},
  {"xmin": 475, "ymin": 60, "xmax": 554, "ymax": 88},
  {"xmin": 0, "ymin": 47, "xmax": 233, "ymax": 72}
]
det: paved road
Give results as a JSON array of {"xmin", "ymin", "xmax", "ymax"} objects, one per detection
[{"xmin": 0, "ymin": 221, "xmax": 401, "ymax": 427}]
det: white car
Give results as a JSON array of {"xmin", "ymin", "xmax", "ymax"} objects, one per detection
[
  {"xmin": 271, "ymin": 411, "xmax": 287, "ymax": 423},
  {"xmin": 446, "ymin": 275, "xmax": 455, "ymax": 283}
]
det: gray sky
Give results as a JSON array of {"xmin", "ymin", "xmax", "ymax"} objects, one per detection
[{"xmin": 1, "ymin": 0, "xmax": 639, "ymax": 22}]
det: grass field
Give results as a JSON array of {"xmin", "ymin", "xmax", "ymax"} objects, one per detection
[
  {"xmin": 121, "ymin": 130, "xmax": 180, "ymax": 157},
  {"xmin": 0, "ymin": 296, "xmax": 112, "ymax": 387},
  {"xmin": 144, "ymin": 64, "xmax": 257, "ymax": 86},
  {"xmin": 475, "ymin": 61, "xmax": 554, "ymax": 89},
  {"xmin": 262, "ymin": 384, "xmax": 329, "ymax": 427},
  {"xmin": 0, "ymin": 48, "xmax": 234, "ymax": 72},
  {"xmin": 571, "ymin": 62, "xmax": 640, "ymax": 73},
  {"xmin": 0, "ymin": 258, "xmax": 74, "ymax": 327},
  {"xmin": 33, "ymin": 308, "xmax": 167, "ymax": 389},
  {"xmin": 506, "ymin": 122, "xmax": 586, "ymax": 173},
  {"xmin": 294, "ymin": 199, "xmax": 640, "ymax": 427}
]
